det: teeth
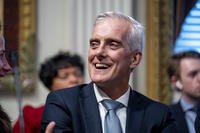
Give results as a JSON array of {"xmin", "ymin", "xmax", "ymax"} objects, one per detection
[{"xmin": 95, "ymin": 63, "xmax": 109, "ymax": 68}]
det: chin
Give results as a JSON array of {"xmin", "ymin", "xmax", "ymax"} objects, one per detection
[
  {"xmin": 91, "ymin": 78, "xmax": 103, "ymax": 83},
  {"xmin": 91, "ymin": 76, "xmax": 106, "ymax": 83}
]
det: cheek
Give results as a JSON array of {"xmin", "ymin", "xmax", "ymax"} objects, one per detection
[
  {"xmin": 0, "ymin": 60, "xmax": 4, "ymax": 67},
  {"xmin": 88, "ymin": 50, "xmax": 94, "ymax": 62},
  {"xmin": 181, "ymin": 78, "xmax": 196, "ymax": 91},
  {"xmin": 113, "ymin": 52, "xmax": 131, "ymax": 65},
  {"xmin": 53, "ymin": 80, "xmax": 69, "ymax": 89},
  {"xmin": 110, "ymin": 50, "xmax": 125, "ymax": 59},
  {"xmin": 78, "ymin": 78, "xmax": 84, "ymax": 84},
  {"xmin": 61, "ymin": 82, "xmax": 72, "ymax": 89},
  {"xmin": 181, "ymin": 78, "xmax": 190, "ymax": 86}
]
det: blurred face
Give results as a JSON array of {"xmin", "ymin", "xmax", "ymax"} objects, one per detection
[
  {"xmin": 88, "ymin": 17, "xmax": 141, "ymax": 89},
  {"xmin": 179, "ymin": 58, "xmax": 200, "ymax": 102},
  {"xmin": 0, "ymin": 35, "xmax": 12, "ymax": 77},
  {"xmin": 51, "ymin": 66, "xmax": 84, "ymax": 91}
]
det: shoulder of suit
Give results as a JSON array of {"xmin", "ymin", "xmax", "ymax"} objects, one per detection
[
  {"xmin": 55, "ymin": 83, "xmax": 89, "ymax": 93},
  {"xmin": 131, "ymin": 90, "xmax": 169, "ymax": 111}
]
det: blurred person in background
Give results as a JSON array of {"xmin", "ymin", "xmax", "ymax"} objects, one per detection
[
  {"xmin": 169, "ymin": 51, "xmax": 200, "ymax": 133},
  {"xmin": 0, "ymin": 34, "xmax": 12, "ymax": 133},
  {"xmin": 0, "ymin": 105, "xmax": 12, "ymax": 133},
  {"xmin": 13, "ymin": 51, "xmax": 85, "ymax": 133},
  {"xmin": 167, "ymin": 53, "xmax": 183, "ymax": 103},
  {"xmin": 0, "ymin": 34, "xmax": 12, "ymax": 76}
]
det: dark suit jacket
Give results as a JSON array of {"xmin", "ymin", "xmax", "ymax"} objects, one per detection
[
  {"xmin": 41, "ymin": 82, "xmax": 178, "ymax": 133},
  {"xmin": 195, "ymin": 101, "xmax": 200, "ymax": 133},
  {"xmin": 170, "ymin": 102, "xmax": 189, "ymax": 133}
]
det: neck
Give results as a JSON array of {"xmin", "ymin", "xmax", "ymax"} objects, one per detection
[
  {"xmin": 182, "ymin": 94, "xmax": 199, "ymax": 106},
  {"xmin": 97, "ymin": 83, "xmax": 129, "ymax": 100}
]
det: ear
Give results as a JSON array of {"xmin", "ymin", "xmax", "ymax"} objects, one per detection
[
  {"xmin": 130, "ymin": 51, "xmax": 142, "ymax": 69},
  {"xmin": 176, "ymin": 80, "xmax": 183, "ymax": 90}
]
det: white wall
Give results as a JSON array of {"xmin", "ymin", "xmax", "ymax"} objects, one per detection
[{"xmin": 0, "ymin": 0, "xmax": 146, "ymax": 124}]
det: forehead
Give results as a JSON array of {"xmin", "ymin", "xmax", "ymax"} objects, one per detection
[
  {"xmin": 180, "ymin": 58, "xmax": 200, "ymax": 72},
  {"xmin": 92, "ymin": 17, "xmax": 130, "ymax": 37}
]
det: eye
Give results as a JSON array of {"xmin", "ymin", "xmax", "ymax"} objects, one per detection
[
  {"xmin": 56, "ymin": 74, "xmax": 69, "ymax": 80},
  {"xmin": 90, "ymin": 41, "xmax": 99, "ymax": 49},
  {"xmin": 189, "ymin": 71, "xmax": 198, "ymax": 78},
  {"xmin": 109, "ymin": 42, "xmax": 121, "ymax": 50},
  {"xmin": 0, "ymin": 51, "xmax": 5, "ymax": 59},
  {"xmin": 74, "ymin": 71, "xmax": 83, "ymax": 77}
]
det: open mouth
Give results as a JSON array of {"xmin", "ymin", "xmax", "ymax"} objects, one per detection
[{"xmin": 95, "ymin": 63, "xmax": 110, "ymax": 69}]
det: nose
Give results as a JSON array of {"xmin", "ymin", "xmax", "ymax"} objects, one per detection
[
  {"xmin": 3, "ymin": 58, "xmax": 12, "ymax": 71},
  {"xmin": 0, "ymin": 60, "xmax": 12, "ymax": 76},
  {"xmin": 4, "ymin": 63, "xmax": 12, "ymax": 72},
  {"xmin": 96, "ymin": 45, "xmax": 107, "ymax": 59},
  {"xmin": 0, "ymin": 65, "xmax": 12, "ymax": 77},
  {"xmin": 68, "ymin": 74, "xmax": 79, "ymax": 84}
]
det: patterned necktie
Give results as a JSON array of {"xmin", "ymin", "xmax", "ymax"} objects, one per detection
[{"xmin": 101, "ymin": 99, "xmax": 124, "ymax": 133}]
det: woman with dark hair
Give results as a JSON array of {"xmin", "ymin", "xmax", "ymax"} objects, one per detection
[
  {"xmin": 13, "ymin": 51, "xmax": 85, "ymax": 133},
  {"xmin": 39, "ymin": 51, "xmax": 84, "ymax": 91}
]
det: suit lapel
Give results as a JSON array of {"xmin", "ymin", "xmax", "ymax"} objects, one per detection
[
  {"xmin": 79, "ymin": 83, "xmax": 102, "ymax": 133},
  {"xmin": 126, "ymin": 90, "xmax": 145, "ymax": 133},
  {"xmin": 174, "ymin": 102, "xmax": 189, "ymax": 133},
  {"xmin": 79, "ymin": 84, "xmax": 148, "ymax": 133}
]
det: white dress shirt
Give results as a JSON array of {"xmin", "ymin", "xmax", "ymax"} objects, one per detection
[{"xmin": 93, "ymin": 83, "xmax": 130, "ymax": 133}]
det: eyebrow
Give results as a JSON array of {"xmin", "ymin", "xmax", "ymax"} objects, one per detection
[
  {"xmin": 89, "ymin": 38, "xmax": 99, "ymax": 43},
  {"xmin": 89, "ymin": 38, "xmax": 122, "ymax": 43},
  {"xmin": 106, "ymin": 38, "xmax": 122, "ymax": 43},
  {"xmin": 188, "ymin": 69, "xmax": 200, "ymax": 76}
]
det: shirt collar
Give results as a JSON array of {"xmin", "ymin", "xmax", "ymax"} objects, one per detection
[
  {"xmin": 93, "ymin": 83, "xmax": 130, "ymax": 107},
  {"xmin": 180, "ymin": 98, "xmax": 196, "ymax": 112}
]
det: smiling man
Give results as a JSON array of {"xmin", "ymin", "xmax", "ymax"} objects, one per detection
[{"xmin": 41, "ymin": 11, "xmax": 177, "ymax": 133}]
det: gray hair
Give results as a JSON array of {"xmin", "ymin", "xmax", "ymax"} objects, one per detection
[{"xmin": 94, "ymin": 11, "xmax": 144, "ymax": 52}]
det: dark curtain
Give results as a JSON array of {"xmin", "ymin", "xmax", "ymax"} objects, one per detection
[
  {"xmin": 3, "ymin": 0, "xmax": 19, "ymax": 66},
  {"xmin": 173, "ymin": 0, "xmax": 197, "ymax": 42}
]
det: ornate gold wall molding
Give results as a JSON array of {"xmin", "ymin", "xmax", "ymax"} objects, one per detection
[
  {"xmin": 19, "ymin": 0, "xmax": 36, "ymax": 92},
  {"xmin": 146, "ymin": 0, "xmax": 173, "ymax": 104},
  {"xmin": 19, "ymin": 0, "xmax": 35, "ymax": 46}
]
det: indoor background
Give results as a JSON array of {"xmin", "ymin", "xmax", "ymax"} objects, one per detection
[{"xmin": 0, "ymin": 0, "xmax": 199, "ymax": 125}]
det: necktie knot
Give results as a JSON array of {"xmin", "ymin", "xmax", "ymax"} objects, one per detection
[
  {"xmin": 188, "ymin": 107, "xmax": 197, "ymax": 113},
  {"xmin": 101, "ymin": 99, "xmax": 124, "ymax": 111}
]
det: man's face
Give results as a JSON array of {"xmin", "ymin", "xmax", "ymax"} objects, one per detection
[
  {"xmin": 0, "ymin": 35, "xmax": 12, "ymax": 77},
  {"xmin": 51, "ymin": 66, "xmax": 84, "ymax": 91},
  {"xmin": 88, "ymin": 18, "xmax": 141, "ymax": 88},
  {"xmin": 180, "ymin": 58, "xmax": 200, "ymax": 100}
]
